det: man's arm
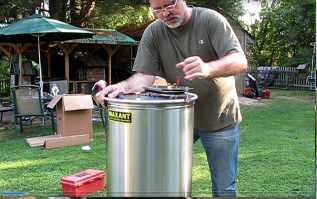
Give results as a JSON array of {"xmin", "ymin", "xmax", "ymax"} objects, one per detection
[
  {"xmin": 176, "ymin": 50, "xmax": 247, "ymax": 80},
  {"xmin": 94, "ymin": 72, "xmax": 154, "ymax": 105},
  {"xmin": 115, "ymin": 72, "xmax": 155, "ymax": 97}
]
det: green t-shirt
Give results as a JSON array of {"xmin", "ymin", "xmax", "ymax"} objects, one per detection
[{"xmin": 133, "ymin": 7, "xmax": 243, "ymax": 132}]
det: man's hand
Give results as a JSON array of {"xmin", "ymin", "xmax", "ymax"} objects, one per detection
[
  {"xmin": 176, "ymin": 51, "xmax": 248, "ymax": 80},
  {"xmin": 92, "ymin": 80, "xmax": 127, "ymax": 107},
  {"xmin": 176, "ymin": 56, "xmax": 212, "ymax": 80},
  {"xmin": 92, "ymin": 73, "xmax": 155, "ymax": 107},
  {"xmin": 94, "ymin": 82, "xmax": 127, "ymax": 106},
  {"xmin": 102, "ymin": 82, "xmax": 127, "ymax": 98}
]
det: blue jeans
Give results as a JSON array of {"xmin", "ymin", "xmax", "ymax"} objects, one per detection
[{"xmin": 194, "ymin": 124, "xmax": 240, "ymax": 197}]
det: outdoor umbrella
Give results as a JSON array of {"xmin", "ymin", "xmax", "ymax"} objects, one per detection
[{"xmin": 0, "ymin": 14, "xmax": 94, "ymax": 97}]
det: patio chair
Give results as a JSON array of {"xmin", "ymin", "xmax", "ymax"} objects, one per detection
[
  {"xmin": 0, "ymin": 98, "xmax": 13, "ymax": 123},
  {"xmin": 11, "ymin": 85, "xmax": 54, "ymax": 133}
]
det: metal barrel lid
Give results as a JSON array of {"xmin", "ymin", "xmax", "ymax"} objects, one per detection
[
  {"xmin": 143, "ymin": 85, "xmax": 194, "ymax": 94},
  {"xmin": 104, "ymin": 92, "xmax": 198, "ymax": 105}
]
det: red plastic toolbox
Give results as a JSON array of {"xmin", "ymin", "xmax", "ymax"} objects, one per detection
[{"xmin": 61, "ymin": 169, "xmax": 105, "ymax": 197}]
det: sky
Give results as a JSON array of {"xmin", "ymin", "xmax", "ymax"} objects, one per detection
[{"xmin": 240, "ymin": 0, "xmax": 262, "ymax": 25}]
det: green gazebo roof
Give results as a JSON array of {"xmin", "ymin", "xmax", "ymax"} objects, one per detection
[{"xmin": 64, "ymin": 29, "xmax": 138, "ymax": 45}]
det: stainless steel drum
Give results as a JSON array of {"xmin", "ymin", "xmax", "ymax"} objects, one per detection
[{"xmin": 105, "ymin": 91, "xmax": 198, "ymax": 197}]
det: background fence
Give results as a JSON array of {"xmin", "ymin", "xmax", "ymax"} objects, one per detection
[{"xmin": 248, "ymin": 66, "xmax": 315, "ymax": 91}]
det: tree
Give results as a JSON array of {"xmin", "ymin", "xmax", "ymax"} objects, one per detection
[
  {"xmin": 90, "ymin": 0, "xmax": 245, "ymax": 30},
  {"xmin": 250, "ymin": 0, "xmax": 315, "ymax": 67},
  {"xmin": 188, "ymin": 0, "xmax": 244, "ymax": 20},
  {"xmin": 48, "ymin": 0, "xmax": 96, "ymax": 27},
  {"xmin": 49, "ymin": 0, "xmax": 67, "ymax": 21},
  {"xmin": 0, "ymin": 0, "xmax": 41, "ymax": 22},
  {"xmin": 69, "ymin": 0, "xmax": 96, "ymax": 27},
  {"xmin": 0, "ymin": 0, "xmax": 246, "ymax": 29},
  {"xmin": 92, "ymin": 2, "xmax": 151, "ymax": 29}
]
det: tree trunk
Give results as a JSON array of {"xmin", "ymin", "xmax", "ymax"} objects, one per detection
[
  {"xmin": 31, "ymin": 0, "xmax": 42, "ymax": 14},
  {"xmin": 270, "ymin": 48, "xmax": 275, "ymax": 65},
  {"xmin": 69, "ymin": 0, "xmax": 81, "ymax": 26},
  {"xmin": 70, "ymin": 0, "xmax": 95, "ymax": 27},
  {"xmin": 82, "ymin": 0, "xmax": 95, "ymax": 27},
  {"xmin": 49, "ymin": 0, "xmax": 67, "ymax": 21}
]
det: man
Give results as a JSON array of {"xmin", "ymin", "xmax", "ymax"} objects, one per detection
[{"xmin": 95, "ymin": 0, "xmax": 247, "ymax": 197}]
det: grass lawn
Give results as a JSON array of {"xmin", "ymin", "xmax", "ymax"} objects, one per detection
[{"xmin": 0, "ymin": 89, "xmax": 315, "ymax": 198}]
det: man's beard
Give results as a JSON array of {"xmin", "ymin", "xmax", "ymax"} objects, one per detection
[{"xmin": 164, "ymin": 15, "xmax": 183, "ymax": 28}]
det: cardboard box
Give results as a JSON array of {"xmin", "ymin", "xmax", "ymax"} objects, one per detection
[
  {"xmin": 61, "ymin": 169, "xmax": 105, "ymax": 197},
  {"xmin": 26, "ymin": 134, "xmax": 90, "ymax": 149},
  {"xmin": 48, "ymin": 94, "xmax": 94, "ymax": 139},
  {"xmin": 44, "ymin": 134, "xmax": 90, "ymax": 149},
  {"xmin": 25, "ymin": 95, "xmax": 94, "ymax": 149},
  {"xmin": 26, "ymin": 135, "xmax": 60, "ymax": 147}
]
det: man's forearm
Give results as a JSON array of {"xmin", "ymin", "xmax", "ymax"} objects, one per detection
[
  {"xmin": 120, "ymin": 72, "xmax": 155, "ymax": 93},
  {"xmin": 207, "ymin": 51, "xmax": 248, "ymax": 79}
]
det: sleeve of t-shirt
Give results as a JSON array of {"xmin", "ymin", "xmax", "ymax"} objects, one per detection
[
  {"xmin": 203, "ymin": 9, "xmax": 243, "ymax": 58},
  {"xmin": 132, "ymin": 24, "xmax": 163, "ymax": 76}
]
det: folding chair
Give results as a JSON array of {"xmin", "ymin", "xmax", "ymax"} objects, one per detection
[{"xmin": 11, "ymin": 85, "xmax": 54, "ymax": 132}]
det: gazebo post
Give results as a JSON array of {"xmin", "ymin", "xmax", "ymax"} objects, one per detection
[
  {"xmin": 18, "ymin": 53, "xmax": 22, "ymax": 84},
  {"xmin": 10, "ymin": 44, "xmax": 32, "ymax": 85},
  {"xmin": 60, "ymin": 44, "xmax": 78, "ymax": 81},
  {"xmin": 47, "ymin": 48, "xmax": 51, "ymax": 78},
  {"xmin": 104, "ymin": 45, "xmax": 121, "ymax": 85}
]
